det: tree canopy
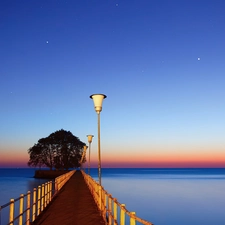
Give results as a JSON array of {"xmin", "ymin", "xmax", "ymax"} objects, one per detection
[{"xmin": 28, "ymin": 129, "xmax": 86, "ymax": 170}]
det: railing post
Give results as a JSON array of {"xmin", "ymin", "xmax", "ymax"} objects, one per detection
[
  {"xmin": 101, "ymin": 188, "xmax": 104, "ymax": 217},
  {"xmin": 130, "ymin": 212, "xmax": 136, "ymax": 225},
  {"xmin": 108, "ymin": 195, "xmax": 112, "ymax": 225},
  {"xmin": 9, "ymin": 199, "xmax": 14, "ymax": 225},
  {"xmin": 54, "ymin": 179, "xmax": 57, "ymax": 194},
  {"xmin": 47, "ymin": 182, "xmax": 50, "ymax": 204},
  {"xmin": 32, "ymin": 188, "xmax": 36, "ymax": 221},
  {"xmin": 58, "ymin": 177, "xmax": 61, "ymax": 191},
  {"xmin": 44, "ymin": 182, "xmax": 47, "ymax": 207},
  {"xmin": 37, "ymin": 185, "xmax": 41, "ymax": 216},
  {"xmin": 98, "ymin": 185, "xmax": 102, "ymax": 211},
  {"xmin": 101, "ymin": 186, "xmax": 104, "ymax": 214},
  {"xmin": 60, "ymin": 176, "xmax": 63, "ymax": 190},
  {"xmin": 94, "ymin": 182, "xmax": 98, "ymax": 202},
  {"xmin": 113, "ymin": 198, "xmax": 117, "ymax": 225},
  {"xmin": 26, "ymin": 191, "xmax": 31, "ymax": 225},
  {"xmin": 41, "ymin": 184, "xmax": 45, "ymax": 211},
  {"xmin": 120, "ymin": 204, "xmax": 125, "ymax": 225},
  {"xmin": 103, "ymin": 192, "xmax": 107, "ymax": 223},
  {"xmin": 19, "ymin": 194, "xmax": 24, "ymax": 225},
  {"xmin": 49, "ymin": 181, "xmax": 52, "ymax": 200}
]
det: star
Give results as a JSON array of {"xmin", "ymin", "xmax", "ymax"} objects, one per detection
[{"xmin": 198, "ymin": 57, "xmax": 200, "ymax": 60}]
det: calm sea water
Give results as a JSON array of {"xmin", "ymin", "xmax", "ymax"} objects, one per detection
[
  {"xmin": 0, "ymin": 168, "xmax": 225, "ymax": 225},
  {"xmin": 0, "ymin": 168, "xmax": 51, "ymax": 225}
]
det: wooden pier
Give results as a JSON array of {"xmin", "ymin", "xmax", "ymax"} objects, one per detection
[
  {"xmin": 0, "ymin": 170, "xmax": 153, "ymax": 225},
  {"xmin": 32, "ymin": 171, "xmax": 105, "ymax": 225}
]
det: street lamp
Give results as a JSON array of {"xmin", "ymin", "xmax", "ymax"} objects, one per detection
[
  {"xmin": 87, "ymin": 135, "xmax": 94, "ymax": 176},
  {"xmin": 80, "ymin": 145, "xmax": 88, "ymax": 171},
  {"xmin": 90, "ymin": 94, "xmax": 106, "ymax": 186}
]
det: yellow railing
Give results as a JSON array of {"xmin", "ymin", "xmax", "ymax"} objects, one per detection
[
  {"xmin": 81, "ymin": 170, "xmax": 154, "ymax": 225},
  {"xmin": 0, "ymin": 170, "xmax": 75, "ymax": 225},
  {"xmin": 55, "ymin": 170, "xmax": 75, "ymax": 192}
]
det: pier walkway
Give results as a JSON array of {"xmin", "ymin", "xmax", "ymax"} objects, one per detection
[{"xmin": 32, "ymin": 170, "xmax": 105, "ymax": 225}]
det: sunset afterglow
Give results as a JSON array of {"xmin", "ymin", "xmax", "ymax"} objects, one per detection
[{"xmin": 1, "ymin": 1, "xmax": 225, "ymax": 169}]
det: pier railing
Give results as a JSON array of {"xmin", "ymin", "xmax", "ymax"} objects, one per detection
[
  {"xmin": 55, "ymin": 170, "xmax": 75, "ymax": 192},
  {"xmin": 81, "ymin": 171, "xmax": 154, "ymax": 225},
  {"xmin": 0, "ymin": 170, "xmax": 75, "ymax": 225}
]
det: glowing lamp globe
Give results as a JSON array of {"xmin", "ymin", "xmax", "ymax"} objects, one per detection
[
  {"xmin": 90, "ymin": 94, "xmax": 107, "ymax": 113},
  {"xmin": 87, "ymin": 135, "xmax": 94, "ymax": 143}
]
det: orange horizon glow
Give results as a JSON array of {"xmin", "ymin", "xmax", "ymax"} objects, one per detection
[
  {"xmin": 1, "ymin": 147, "xmax": 224, "ymax": 168},
  {"xmin": 0, "ymin": 161, "xmax": 224, "ymax": 168}
]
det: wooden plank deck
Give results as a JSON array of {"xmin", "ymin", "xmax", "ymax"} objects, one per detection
[{"xmin": 32, "ymin": 171, "xmax": 105, "ymax": 225}]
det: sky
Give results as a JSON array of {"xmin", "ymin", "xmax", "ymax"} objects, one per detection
[{"xmin": 0, "ymin": 0, "xmax": 225, "ymax": 168}]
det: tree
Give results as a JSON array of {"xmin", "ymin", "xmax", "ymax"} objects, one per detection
[
  {"xmin": 28, "ymin": 129, "xmax": 86, "ymax": 170},
  {"xmin": 28, "ymin": 144, "xmax": 43, "ymax": 169}
]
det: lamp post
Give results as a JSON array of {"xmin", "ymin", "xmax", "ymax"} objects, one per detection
[
  {"xmin": 80, "ymin": 145, "xmax": 88, "ymax": 171},
  {"xmin": 87, "ymin": 135, "xmax": 94, "ymax": 176},
  {"xmin": 90, "ymin": 94, "xmax": 106, "ymax": 186}
]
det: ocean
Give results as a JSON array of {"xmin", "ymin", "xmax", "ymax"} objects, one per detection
[{"xmin": 0, "ymin": 168, "xmax": 225, "ymax": 225}]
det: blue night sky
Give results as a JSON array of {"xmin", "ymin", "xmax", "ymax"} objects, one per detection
[{"xmin": 0, "ymin": 0, "xmax": 225, "ymax": 167}]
